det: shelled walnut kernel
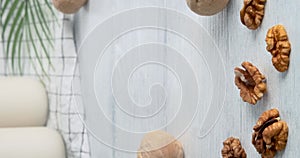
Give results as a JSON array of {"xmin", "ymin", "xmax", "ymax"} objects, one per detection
[
  {"xmin": 52, "ymin": 0, "xmax": 87, "ymax": 14},
  {"xmin": 222, "ymin": 137, "xmax": 247, "ymax": 158},
  {"xmin": 137, "ymin": 131, "xmax": 184, "ymax": 158},
  {"xmin": 252, "ymin": 109, "xmax": 289, "ymax": 158},
  {"xmin": 266, "ymin": 25, "xmax": 291, "ymax": 72},
  {"xmin": 240, "ymin": 0, "xmax": 267, "ymax": 30},
  {"xmin": 234, "ymin": 62, "xmax": 266, "ymax": 105}
]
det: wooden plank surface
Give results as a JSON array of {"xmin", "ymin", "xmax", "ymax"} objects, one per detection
[{"xmin": 75, "ymin": 0, "xmax": 300, "ymax": 157}]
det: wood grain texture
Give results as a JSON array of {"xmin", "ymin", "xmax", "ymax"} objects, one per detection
[{"xmin": 75, "ymin": 0, "xmax": 300, "ymax": 157}]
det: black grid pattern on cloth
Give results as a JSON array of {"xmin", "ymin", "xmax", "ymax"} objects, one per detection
[{"xmin": 0, "ymin": 2, "xmax": 90, "ymax": 158}]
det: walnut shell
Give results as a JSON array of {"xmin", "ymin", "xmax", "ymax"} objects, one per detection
[
  {"xmin": 52, "ymin": 0, "xmax": 87, "ymax": 14},
  {"xmin": 240, "ymin": 0, "xmax": 266, "ymax": 30},
  {"xmin": 221, "ymin": 137, "xmax": 247, "ymax": 158},
  {"xmin": 186, "ymin": 0, "xmax": 229, "ymax": 16},
  {"xmin": 252, "ymin": 109, "xmax": 289, "ymax": 158},
  {"xmin": 234, "ymin": 62, "xmax": 267, "ymax": 105},
  {"xmin": 265, "ymin": 25, "xmax": 291, "ymax": 72},
  {"xmin": 137, "ymin": 131, "xmax": 184, "ymax": 158}
]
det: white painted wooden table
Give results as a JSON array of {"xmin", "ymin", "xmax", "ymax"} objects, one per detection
[{"xmin": 74, "ymin": 0, "xmax": 300, "ymax": 157}]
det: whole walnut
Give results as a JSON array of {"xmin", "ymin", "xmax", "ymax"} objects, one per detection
[
  {"xmin": 252, "ymin": 109, "xmax": 289, "ymax": 158},
  {"xmin": 137, "ymin": 130, "xmax": 184, "ymax": 158},
  {"xmin": 186, "ymin": 0, "xmax": 229, "ymax": 16},
  {"xmin": 240, "ymin": 0, "xmax": 267, "ymax": 30},
  {"xmin": 52, "ymin": 0, "xmax": 87, "ymax": 14},
  {"xmin": 265, "ymin": 25, "xmax": 291, "ymax": 72},
  {"xmin": 221, "ymin": 137, "xmax": 247, "ymax": 158},
  {"xmin": 234, "ymin": 62, "xmax": 267, "ymax": 105}
]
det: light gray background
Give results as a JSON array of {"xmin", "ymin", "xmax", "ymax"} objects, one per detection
[{"xmin": 74, "ymin": 0, "xmax": 300, "ymax": 157}]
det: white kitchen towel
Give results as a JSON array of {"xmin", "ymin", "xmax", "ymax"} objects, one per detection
[{"xmin": 0, "ymin": 4, "xmax": 90, "ymax": 158}]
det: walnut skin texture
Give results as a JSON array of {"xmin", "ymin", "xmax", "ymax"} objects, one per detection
[
  {"xmin": 52, "ymin": 0, "xmax": 87, "ymax": 14},
  {"xmin": 266, "ymin": 25, "xmax": 291, "ymax": 72},
  {"xmin": 252, "ymin": 109, "xmax": 289, "ymax": 158},
  {"xmin": 240, "ymin": 0, "xmax": 266, "ymax": 30},
  {"xmin": 221, "ymin": 137, "xmax": 247, "ymax": 158},
  {"xmin": 137, "ymin": 131, "xmax": 184, "ymax": 158},
  {"xmin": 234, "ymin": 62, "xmax": 267, "ymax": 105},
  {"xmin": 186, "ymin": 0, "xmax": 229, "ymax": 16}
]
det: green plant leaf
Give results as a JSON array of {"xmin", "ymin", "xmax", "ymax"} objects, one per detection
[
  {"xmin": 11, "ymin": 17, "xmax": 24, "ymax": 72},
  {"xmin": 17, "ymin": 32, "xmax": 24, "ymax": 74},
  {"xmin": 7, "ymin": 1, "xmax": 25, "ymax": 71},
  {"xmin": 1, "ymin": 0, "xmax": 56, "ymax": 77},
  {"xmin": 26, "ymin": 17, "xmax": 49, "ymax": 78},
  {"xmin": 24, "ymin": 1, "xmax": 49, "ymax": 79},
  {"xmin": 3, "ymin": 0, "xmax": 20, "ymax": 34},
  {"xmin": 24, "ymin": 20, "xmax": 39, "ymax": 78},
  {"xmin": 0, "ymin": 0, "xmax": 10, "ymax": 16},
  {"xmin": 25, "ymin": 29, "xmax": 47, "ymax": 84},
  {"xmin": 33, "ymin": 0, "xmax": 54, "ymax": 48},
  {"xmin": 44, "ymin": 0, "xmax": 56, "ymax": 18},
  {"xmin": 34, "ymin": 0, "xmax": 51, "ymax": 34},
  {"xmin": 28, "ymin": 1, "xmax": 52, "ymax": 68}
]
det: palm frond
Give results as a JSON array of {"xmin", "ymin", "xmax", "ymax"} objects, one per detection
[
  {"xmin": 28, "ymin": 1, "xmax": 52, "ymax": 67},
  {"xmin": 2, "ymin": 0, "xmax": 20, "ymax": 34},
  {"xmin": 7, "ymin": 1, "xmax": 25, "ymax": 70},
  {"xmin": 1, "ymin": 0, "xmax": 56, "ymax": 77}
]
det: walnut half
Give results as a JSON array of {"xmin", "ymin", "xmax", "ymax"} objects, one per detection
[
  {"xmin": 240, "ymin": 0, "xmax": 267, "ymax": 30},
  {"xmin": 234, "ymin": 62, "xmax": 267, "ymax": 105},
  {"xmin": 137, "ymin": 131, "xmax": 184, "ymax": 158},
  {"xmin": 265, "ymin": 25, "xmax": 291, "ymax": 72},
  {"xmin": 252, "ymin": 109, "xmax": 289, "ymax": 158},
  {"xmin": 221, "ymin": 137, "xmax": 247, "ymax": 158}
]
